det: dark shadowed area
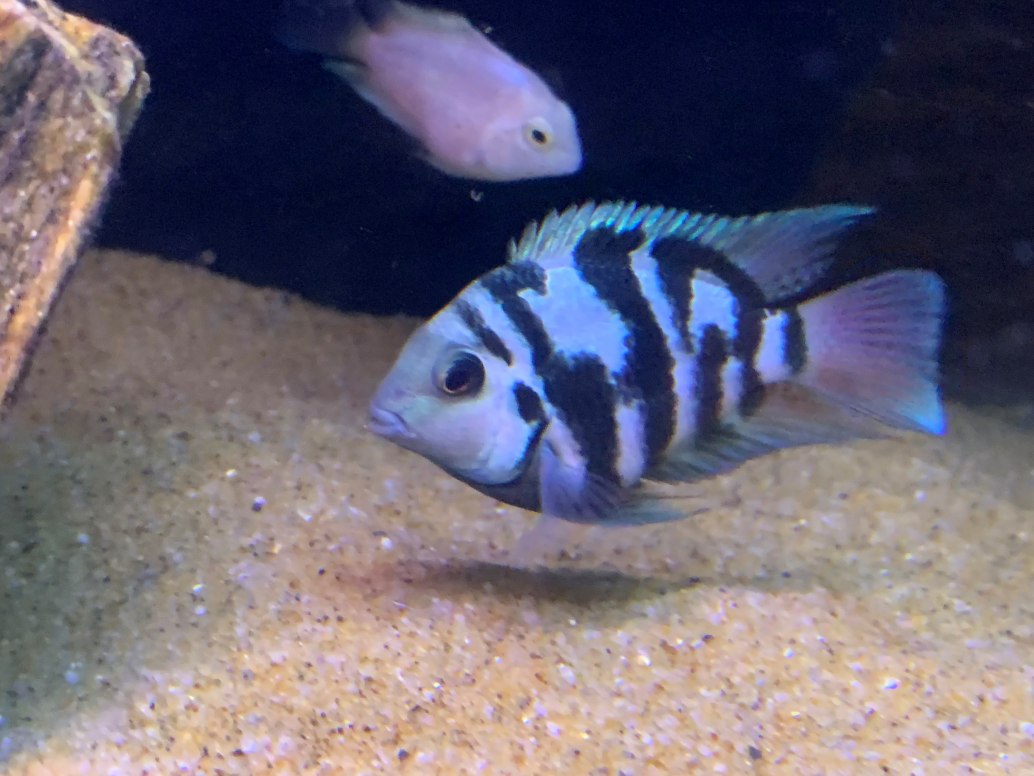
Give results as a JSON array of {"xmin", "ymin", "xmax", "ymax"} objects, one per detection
[
  {"xmin": 50, "ymin": 0, "xmax": 1034, "ymax": 399},
  {"xmin": 59, "ymin": 0, "xmax": 894, "ymax": 315}
]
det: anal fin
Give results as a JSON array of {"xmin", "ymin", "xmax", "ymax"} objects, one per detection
[{"xmin": 647, "ymin": 383, "xmax": 890, "ymax": 485}]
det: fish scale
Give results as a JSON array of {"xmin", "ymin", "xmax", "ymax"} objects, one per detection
[
  {"xmin": 468, "ymin": 209, "xmax": 832, "ymax": 499},
  {"xmin": 368, "ymin": 200, "xmax": 946, "ymax": 529},
  {"xmin": 571, "ymin": 226, "xmax": 676, "ymax": 470}
]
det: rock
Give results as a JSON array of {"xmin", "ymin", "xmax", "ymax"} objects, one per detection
[{"xmin": 0, "ymin": 0, "xmax": 149, "ymax": 409}]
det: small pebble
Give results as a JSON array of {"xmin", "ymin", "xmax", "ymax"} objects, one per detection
[{"xmin": 558, "ymin": 664, "xmax": 577, "ymax": 686}]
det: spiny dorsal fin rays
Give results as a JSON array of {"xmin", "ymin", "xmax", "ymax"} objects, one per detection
[
  {"xmin": 693, "ymin": 204, "xmax": 876, "ymax": 301},
  {"xmin": 507, "ymin": 200, "xmax": 876, "ymax": 302},
  {"xmin": 507, "ymin": 201, "xmax": 690, "ymax": 265}
]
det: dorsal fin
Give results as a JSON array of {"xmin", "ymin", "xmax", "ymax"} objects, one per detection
[
  {"xmin": 275, "ymin": 0, "xmax": 474, "ymax": 60},
  {"xmin": 507, "ymin": 200, "xmax": 875, "ymax": 301},
  {"xmin": 387, "ymin": 0, "xmax": 478, "ymax": 34}
]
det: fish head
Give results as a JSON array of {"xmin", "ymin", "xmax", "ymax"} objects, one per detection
[
  {"xmin": 479, "ymin": 90, "xmax": 582, "ymax": 181},
  {"xmin": 368, "ymin": 304, "xmax": 546, "ymax": 487}
]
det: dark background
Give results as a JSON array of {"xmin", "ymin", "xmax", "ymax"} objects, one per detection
[
  {"xmin": 47, "ymin": 0, "xmax": 1034, "ymax": 401},
  {"xmin": 59, "ymin": 0, "xmax": 896, "ymax": 317}
]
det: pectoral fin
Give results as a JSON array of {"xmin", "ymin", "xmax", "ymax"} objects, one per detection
[{"xmin": 538, "ymin": 437, "xmax": 685, "ymax": 526}]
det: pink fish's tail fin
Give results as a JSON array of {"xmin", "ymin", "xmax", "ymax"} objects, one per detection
[
  {"xmin": 793, "ymin": 269, "xmax": 946, "ymax": 435},
  {"xmin": 274, "ymin": 0, "xmax": 392, "ymax": 59}
]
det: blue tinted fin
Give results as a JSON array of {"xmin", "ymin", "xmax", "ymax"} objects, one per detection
[
  {"xmin": 538, "ymin": 438, "xmax": 625, "ymax": 522},
  {"xmin": 508, "ymin": 201, "xmax": 874, "ymax": 301},
  {"xmin": 646, "ymin": 270, "xmax": 946, "ymax": 485},
  {"xmin": 647, "ymin": 385, "xmax": 888, "ymax": 484},
  {"xmin": 794, "ymin": 269, "xmax": 946, "ymax": 435},
  {"xmin": 671, "ymin": 203, "xmax": 876, "ymax": 300}
]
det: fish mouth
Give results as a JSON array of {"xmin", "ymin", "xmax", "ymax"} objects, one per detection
[{"xmin": 366, "ymin": 405, "xmax": 414, "ymax": 441}]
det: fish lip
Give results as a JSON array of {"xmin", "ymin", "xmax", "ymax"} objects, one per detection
[{"xmin": 366, "ymin": 405, "xmax": 414, "ymax": 440}]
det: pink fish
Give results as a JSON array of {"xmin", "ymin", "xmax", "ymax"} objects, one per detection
[{"xmin": 277, "ymin": 0, "xmax": 583, "ymax": 181}]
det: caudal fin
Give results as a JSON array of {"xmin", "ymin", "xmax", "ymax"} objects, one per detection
[{"xmin": 794, "ymin": 269, "xmax": 946, "ymax": 435}]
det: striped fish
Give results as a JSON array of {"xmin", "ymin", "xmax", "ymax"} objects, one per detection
[{"xmin": 368, "ymin": 201, "xmax": 945, "ymax": 527}]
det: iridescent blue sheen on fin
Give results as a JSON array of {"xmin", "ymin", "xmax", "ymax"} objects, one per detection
[
  {"xmin": 508, "ymin": 200, "xmax": 875, "ymax": 301},
  {"xmin": 647, "ymin": 270, "xmax": 946, "ymax": 485},
  {"xmin": 795, "ymin": 269, "xmax": 946, "ymax": 435}
]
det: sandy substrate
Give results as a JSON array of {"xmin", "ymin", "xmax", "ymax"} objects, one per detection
[{"xmin": 2, "ymin": 250, "xmax": 1034, "ymax": 774}]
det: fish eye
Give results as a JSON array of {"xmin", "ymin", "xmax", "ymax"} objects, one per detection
[
  {"xmin": 523, "ymin": 118, "xmax": 554, "ymax": 149},
  {"xmin": 436, "ymin": 351, "xmax": 485, "ymax": 397}
]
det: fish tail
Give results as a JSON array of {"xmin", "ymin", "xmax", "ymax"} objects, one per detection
[
  {"xmin": 647, "ymin": 268, "xmax": 945, "ymax": 488},
  {"xmin": 792, "ymin": 269, "xmax": 946, "ymax": 434},
  {"xmin": 274, "ymin": 0, "xmax": 393, "ymax": 59}
]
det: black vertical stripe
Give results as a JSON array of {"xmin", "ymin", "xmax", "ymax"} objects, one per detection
[
  {"xmin": 733, "ymin": 309, "xmax": 765, "ymax": 417},
  {"xmin": 513, "ymin": 382, "xmax": 545, "ymax": 425},
  {"xmin": 481, "ymin": 260, "xmax": 621, "ymax": 486},
  {"xmin": 572, "ymin": 226, "xmax": 676, "ymax": 467},
  {"xmin": 651, "ymin": 236, "xmax": 770, "ymax": 419},
  {"xmin": 541, "ymin": 354, "xmax": 620, "ymax": 484},
  {"xmin": 451, "ymin": 418, "xmax": 548, "ymax": 515},
  {"xmin": 480, "ymin": 262, "xmax": 550, "ymax": 372},
  {"xmin": 695, "ymin": 324, "xmax": 727, "ymax": 441},
  {"xmin": 497, "ymin": 260, "xmax": 548, "ymax": 294},
  {"xmin": 651, "ymin": 237, "xmax": 767, "ymax": 310},
  {"xmin": 455, "ymin": 299, "xmax": 512, "ymax": 365},
  {"xmin": 654, "ymin": 249, "xmax": 695, "ymax": 351},
  {"xmin": 783, "ymin": 309, "xmax": 808, "ymax": 375}
]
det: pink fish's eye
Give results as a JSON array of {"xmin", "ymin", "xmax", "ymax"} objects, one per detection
[{"xmin": 523, "ymin": 119, "xmax": 554, "ymax": 149}]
